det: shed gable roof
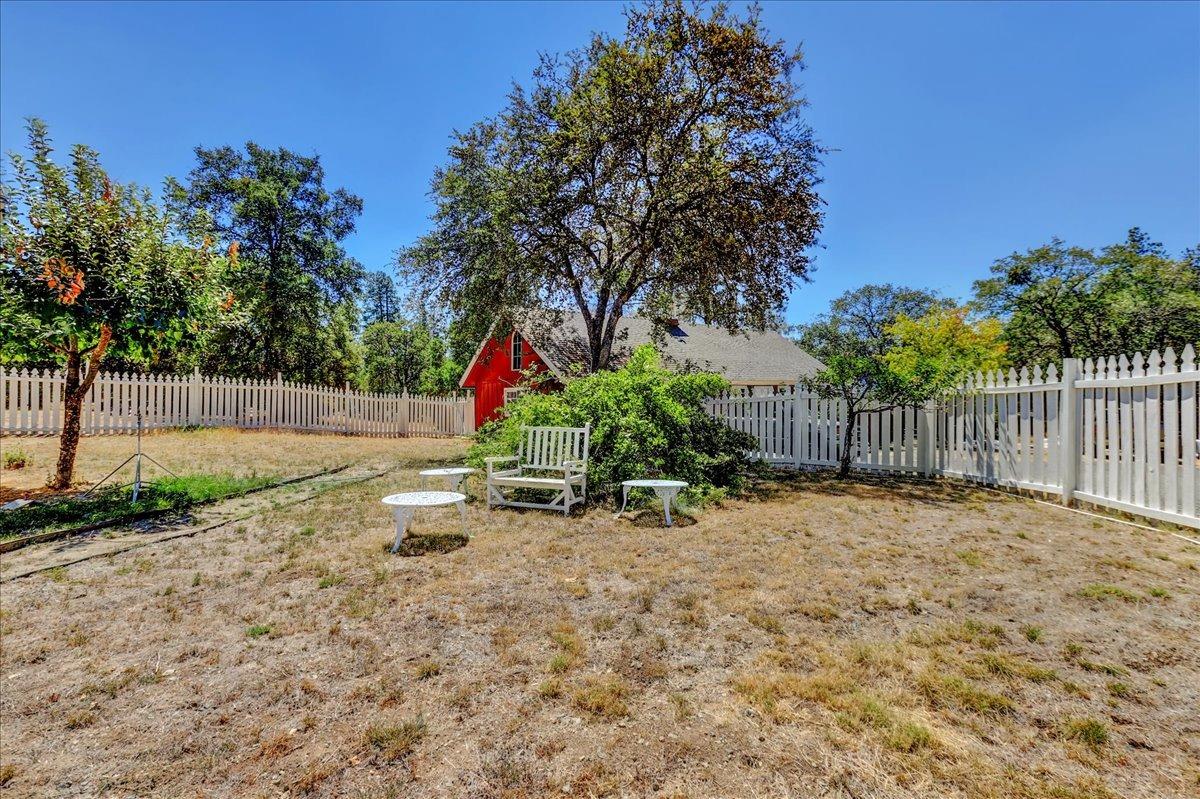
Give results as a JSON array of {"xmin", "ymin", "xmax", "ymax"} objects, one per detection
[{"xmin": 507, "ymin": 311, "xmax": 824, "ymax": 384}]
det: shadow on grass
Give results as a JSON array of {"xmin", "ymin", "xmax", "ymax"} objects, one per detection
[
  {"xmin": 740, "ymin": 465, "xmax": 1022, "ymax": 509},
  {"xmin": 392, "ymin": 533, "xmax": 469, "ymax": 557},
  {"xmin": 625, "ymin": 509, "xmax": 698, "ymax": 529}
]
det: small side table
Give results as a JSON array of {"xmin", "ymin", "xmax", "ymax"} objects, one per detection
[
  {"xmin": 419, "ymin": 467, "xmax": 477, "ymax": 493},
  {"xmin": 381, "ymin": 491, "xmax": 468, "ymax": 552},
  {"xmin": 617, "ymin": 479, "xmax": 689, "ymax": 527}
]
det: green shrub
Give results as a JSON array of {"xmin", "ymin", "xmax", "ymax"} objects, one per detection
[
  {"xmin": 467, "ymin": 345, "xmax": 755, "ymax": 501},
  {"xmin": 3, "ymin": 448, "xmax": 29, "ymax": 470}
]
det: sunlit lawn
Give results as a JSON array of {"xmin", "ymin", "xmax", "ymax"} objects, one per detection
[{"xmin": 0, "ymin": 430, "xmax": 1197, "ymax": 798}]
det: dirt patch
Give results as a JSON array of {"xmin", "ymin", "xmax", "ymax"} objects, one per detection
[{"xmin": 0, "ymin": 431, "xmax": 1197, "ymax": 798}]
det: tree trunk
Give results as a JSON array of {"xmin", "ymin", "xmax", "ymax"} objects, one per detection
[
  {"xmin": 49, "ymin": 326, "xmax": 111, "ymax": 491},
  {"xmin": 837, "ymin": 409, "xmax": 858, "ymax": 478},
  {"xmin": 51, "ymin": 349, "xmax": 84, "ymax": 490}
]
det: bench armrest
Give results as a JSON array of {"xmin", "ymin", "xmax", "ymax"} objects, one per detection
[
  {"xmin": 485, "ymin": 455, "xmax": 519, "ymax": 476},
  {"xmin": 563, "ymin": 459, "xmax": 587, "ymax": 475}
]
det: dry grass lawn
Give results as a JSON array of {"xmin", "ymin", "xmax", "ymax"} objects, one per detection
[{"xmin": 0, "ymin": 430, "xmax": 1198, "ymax": 798}]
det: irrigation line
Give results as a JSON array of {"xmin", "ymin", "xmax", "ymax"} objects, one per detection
[
  {"xmin": 0, "ymin": 464, "xmax": 352, "ymax": 554},
  {"xmin": 969, "ymin": 483, "xmax": 1200, "ymax": 547},
  {"xmin": 1, "ymin": 467, "xmax": 394, "ymax": 581}
]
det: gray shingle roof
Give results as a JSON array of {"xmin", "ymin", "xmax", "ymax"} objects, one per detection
[{"xmin": 517, "ymin": 311, "xmax": 823, "ymax": 384}]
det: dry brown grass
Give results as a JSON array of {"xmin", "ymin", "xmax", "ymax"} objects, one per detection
[{"xmin": 0, "ymin": 430, "xmax": 1198, "ymax": 798}]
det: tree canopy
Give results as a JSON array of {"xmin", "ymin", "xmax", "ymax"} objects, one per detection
[
  {"xmin": 1, "ymin": 119, "xmax": 233, "ymax": 487},
  {"xmin": 797, "ymin": 285, "xmax": 946, "ymax": 476},
  {"xmin": 400, "ymin": 0, "xmax": 823, "ymax": 372},
  {"xmin": 166, "ymin": 142, "xmax": 366, "ymax": 383},
  {"xmin": 360, "ymin": 319, "xmax": 454, "ymax": 395},
  {"xmin": 885, "ymin": 306, "xmax": 1006, "ymax": 390},
  {"xmin": 972, "ymin": 228, "xmax": 1200, "ymax": 365}
]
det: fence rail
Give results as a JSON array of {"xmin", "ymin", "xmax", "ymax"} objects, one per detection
[
  {"xmin": 707, "ymin": 346, "xmax": 1199, "ymax": 529},
  {"xmin": 1, "ymin": 367, "xmax": 475, "ymax": 438}
]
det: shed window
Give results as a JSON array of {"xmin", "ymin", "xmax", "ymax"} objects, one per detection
[{"xmin": 511, "ymin": 331, "xmax": 523, "ymax": 371}]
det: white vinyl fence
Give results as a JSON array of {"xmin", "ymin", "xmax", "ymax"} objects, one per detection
[
  {"xmin": 1, "ymin": 367, "xmax": 475, "ymax": 438},
  {"xmin": 708, "ymin": 346, "xmax": 1199, "ymax": 529}
]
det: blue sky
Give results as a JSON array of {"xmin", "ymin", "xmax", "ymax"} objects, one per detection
[{"xmin": 2, "ymin": 1, "xmax": 1197, "ymax": 325}]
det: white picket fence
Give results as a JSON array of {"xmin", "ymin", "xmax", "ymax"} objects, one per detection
[
  {"xmin": 707, "ymin": 345, "xmax": 1199, "ymax": 529},
  {"xmin": 0, "ymin": 367, "xmax": 475, "ymax": 438}
]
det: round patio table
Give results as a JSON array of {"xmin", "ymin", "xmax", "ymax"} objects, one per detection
[
  {"xmin": 617, "ymin": 479, "xmax": 689, "ymax": 527},
  {"xmin": 419, "ymin": 467, "xmax": 477, "ymax": 493},
  {"xmin": 381, "ymin": 491, "xmax": 468, "ymax": 552}
]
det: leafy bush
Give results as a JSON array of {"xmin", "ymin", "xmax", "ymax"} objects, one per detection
[
  {"xmin": 3, "ymin": 448, "xmax": 29, "ymax": 470},
  {"xmin": 467, "ymin": 345, "xmax": 755, "ymax": 501}
]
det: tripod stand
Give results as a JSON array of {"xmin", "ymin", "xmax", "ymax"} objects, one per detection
[{"xmin": 83, "ymin": 412, "xmax": 177, "ymax": 503}]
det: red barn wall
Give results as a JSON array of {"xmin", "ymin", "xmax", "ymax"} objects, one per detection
[{"xmin": 461, "ymin": 330, "xmax": 557, "ymax": 429}]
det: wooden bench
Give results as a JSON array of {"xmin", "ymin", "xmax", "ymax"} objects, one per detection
[{"xmin": 485, "ymin": 424, "xmax": 590, "ymax": 515}]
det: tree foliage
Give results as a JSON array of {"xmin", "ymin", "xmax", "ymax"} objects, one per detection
[
  {"xmin": 0, "ymin": 119, "xmax": 232, "ymax": 487},
  {"xmin": 797, "ymin": 285, "xmax": 946, "ymax": 476},
  {"xmin": 400, "ymin": 0, "xmax": 823, "ymax": 372},
  {"xmin": 360, "ymin": 320, "xmax": 454, "ymax": 394},
  {"xmin": 884, "ymin": 306, "xmax": 1006, "ymax": 390},
  {"xmin": 166, "ymin": 142, "xmax": 366, "ymax": 383},
  {"xmin": 468, "ymin": 345, "xmax": 753, "ymax": 501},
  {"xmin": 972, "ymin": 228, "xmax": 1200, "ymax": 365},
  {"xmin": 362, "ymin": 271, "xmax": 401, "ymax": 326}
]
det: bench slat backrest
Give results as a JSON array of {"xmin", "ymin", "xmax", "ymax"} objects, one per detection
[{"xmin": 519, "ymin": 425, "xmax": 590, "ymax": 470}]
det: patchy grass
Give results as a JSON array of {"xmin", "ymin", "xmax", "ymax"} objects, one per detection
[
  {"xmin": 1079, "ymin": 583, "xmax": 1142, "ymax": 603},
  {"xmin": 1060, "ymin": 717, "xmax": 1110, "ymax": 749},
  {"xmin": 955, "ymin": 548, "xmax": 985, "ymax": 567},
  {"xmin": 0, "ymin": 472, "xmax": 276, "ymax": 539},
  {"xmin": 363, "ymin": 716, "xmax": 426, "ymax": 761},
  {"xmin": 3, "ymin": 447, "xmax": 29, "ymax": 470},
  {"xmin": 572, "ymin": 675, "xmax": 630, "ymax": 720},
  {"xmin": 413, "ymin": 659, "xmax": 441, "ymax": 680},
  {"xmin": 0, "ymin": 432, "xmax": 1194, "ymax": 798}
]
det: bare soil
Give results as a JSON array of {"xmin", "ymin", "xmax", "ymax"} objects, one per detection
[{"xmin": 0, "ymin": 430, "xmax": 1197, "ymax": 798}]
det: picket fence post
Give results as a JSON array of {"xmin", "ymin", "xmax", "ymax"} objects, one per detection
[
  {"xmin": 1058, "ymin": 357, "xmax": 1080, "ymax": 506},
  {"xmin": 188, "ymin": 367, "xmax": 201, "ymax": 426},
  {"xmin": 792, "ymin": 376, "xmax": 804, "ymax": 468},
  {"xmin": 400, "ymin": 390, "xmax": 409, "ymax": 438},
  {"xmin": 918, "ymin": 402, "xmax": 936, "ymax": 477}
]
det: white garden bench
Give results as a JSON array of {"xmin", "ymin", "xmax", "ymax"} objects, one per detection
[{"xmin": 485, "ymin": 424, "xmax": 590, "ymax": 515}]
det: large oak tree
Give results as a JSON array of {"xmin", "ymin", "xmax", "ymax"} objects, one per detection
[{"xmin": 400, "ymin": 0, "xmax": 823, "ymax": 372}]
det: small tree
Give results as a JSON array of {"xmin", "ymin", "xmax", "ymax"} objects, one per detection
[
  {"xmin": 796, "ymin": 285, "xmax": 946, "ymax": 477},
  {"xmin": 0, "ymin": 120, "xmax": 232, "ymax": 489}
]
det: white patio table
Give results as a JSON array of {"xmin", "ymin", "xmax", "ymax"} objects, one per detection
[
  {"xmin": 419, "ymin": 467, "xmax": 477, "ymax": 493},
  {"xmin": 381, "ymin": 491, "xmax": 468, "ymax": 552},
  {"xmin": 617, "ymin": 479, "xmax": 689, "ymax": 527}
]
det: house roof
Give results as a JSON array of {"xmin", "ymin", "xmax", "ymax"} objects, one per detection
[{"xmin": 509, "ymin": 310, "xmax": 824, "ymax": 384}]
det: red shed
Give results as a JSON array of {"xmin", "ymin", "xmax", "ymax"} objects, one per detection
[
  {"xmin": 459, "ymin": 312, "xmax": 824, "ymax": 430},
  {"xmin": 458, "ymin": 325, "xmax": 562, "ymax": 429}
]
